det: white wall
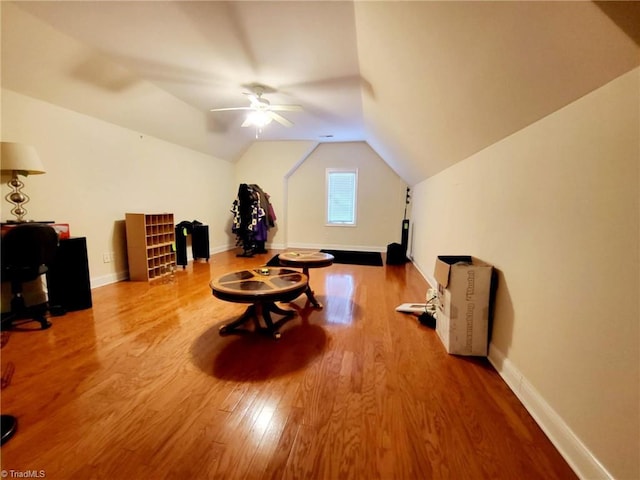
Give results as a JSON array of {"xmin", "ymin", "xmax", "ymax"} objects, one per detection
[
  {"xmin": 410, "ymin": 68, "xmax": 639, "ymax": 480},
  {"xmin": 234, "ymin": 140, "xmax": 318, "ymax": 249},
  {"xmin": 1, "ymin": 89, "xmax": 235, "ymax": 287},
  {"xmin": 287, "ymin": 142, "xmax": 407, "ymax": 251},
  {"xmin": 234, "ymin": 140, "xmax": 407, "ymax": 253}
]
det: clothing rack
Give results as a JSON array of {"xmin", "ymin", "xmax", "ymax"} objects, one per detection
[{"xmin": 231, "ymin": 183, "xmax": 276, "ymax": 257}]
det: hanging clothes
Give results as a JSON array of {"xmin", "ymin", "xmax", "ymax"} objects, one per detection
[
  {"xmin": 231, "ymin": 183, "xmax": 276, "ymax": 257},
  {"xmin": 250, "ymin": 184, "xmax": 277, "ymax": 228}
]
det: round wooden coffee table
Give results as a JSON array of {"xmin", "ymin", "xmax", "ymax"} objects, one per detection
[
  {"xmin": 210, "ymin": 267, "xmax": 308, "ymax": 339},
  {"xmin": 278, "ymin": 251, "xmax": 334, "ymax": 308}
]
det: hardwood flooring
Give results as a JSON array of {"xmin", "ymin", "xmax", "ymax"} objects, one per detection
[{"xmin": 0, "ymin": 250, "xmax": 577, "ymax": 479}]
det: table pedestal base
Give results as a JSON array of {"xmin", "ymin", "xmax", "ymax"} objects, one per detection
[
  {"xmin": 219, "ymin": 302, "xmax": 297, "ymax": 340},
  {"xmin": 277, "ymin": 253, "xmax": 333, "ymax": 310},
  {"xmin": 297, "ymin": 267, "xmax": 320, "ymax": 309}
]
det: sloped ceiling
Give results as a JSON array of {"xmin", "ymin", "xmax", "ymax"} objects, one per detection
[
  {"xmin": 2, "ymin": 1, "xmax": 638, "ymax": 185},
  {"xmin": 357, "ymin": 1, "xmax": 639, "ymax": 181}
]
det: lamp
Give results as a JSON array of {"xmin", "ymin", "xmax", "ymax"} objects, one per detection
[{"xmin": 1, "ymin": 142, "xmax": 46, "ymax": 223}]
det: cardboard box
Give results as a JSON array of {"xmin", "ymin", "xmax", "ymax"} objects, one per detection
[{"xmin": 434, "ymin": 255, "xmax": 493, "ymax": 356}]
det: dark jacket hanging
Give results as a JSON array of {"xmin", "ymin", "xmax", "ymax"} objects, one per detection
[{"xmin": 231, "ymin": 183, "xmax": 276, "ymax": 257}]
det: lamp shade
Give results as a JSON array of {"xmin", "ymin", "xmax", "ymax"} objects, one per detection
[{"xmin": 1, "ymin": 142, "xmax": 46, "ymax": 175}]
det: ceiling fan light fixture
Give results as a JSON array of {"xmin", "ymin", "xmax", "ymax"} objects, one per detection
[
  {"xmin": 247, "ymin": 110, "xmax": 273, "ymax": 127},
  {"xmin": 211, "ymin": 85, "xmax": 301, "ymax": 130}
]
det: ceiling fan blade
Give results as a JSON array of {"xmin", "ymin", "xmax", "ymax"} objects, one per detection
[
  {"xmin": 245, "ymin": 93, "xmax": 262, "ymax": 106},
  {"xmin": 269, "ymin": 104, "xmax": 303, "ymax": 112},
  {"xmin": 269, "ymin": 112, "xmax": 293, "ymax": 127},
  {"xmin": 210, "ymin": 106, "xmax": 252, "ymax": 112},
  {"xmin": 241, "ymin": 117, "xmax": 253, "ymax": 127}
]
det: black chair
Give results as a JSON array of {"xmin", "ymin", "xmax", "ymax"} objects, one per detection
[{"xmin": 1, "ymin": 224, "xmax": 59, "ymax": 330}]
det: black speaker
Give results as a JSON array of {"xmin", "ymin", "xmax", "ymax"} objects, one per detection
[
  {"xmin": 47, "ymin": 237, "xmax": 92, "ymax": 312},
  {"xmin": 192, "ymin": 224, "xmax": 210, "ymax": 261},
  {"xmin": 386, "ymin": 242, "xmax": 407, "ymax": 265},
  {"xmin": 401, "ymin": 219, "xmax": 410, "ymax": 252}
]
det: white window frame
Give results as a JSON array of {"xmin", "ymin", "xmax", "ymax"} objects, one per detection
[{"xmin": 325, "ymin": 168, "xmax": 358, "ymax": 226}]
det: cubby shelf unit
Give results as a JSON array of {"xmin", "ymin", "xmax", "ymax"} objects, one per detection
[{"xmin": 125, "ymin": 213, "xmax": 176, "ymax": 282}]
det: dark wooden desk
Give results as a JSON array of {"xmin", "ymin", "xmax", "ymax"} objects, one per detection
[
  {"xmin": 210, "ymin": 267, "xmax": 308, "ymax": 339},
  {"xmin": 278, "ymin": 251, "xmax": 334, "ymax": 308}
]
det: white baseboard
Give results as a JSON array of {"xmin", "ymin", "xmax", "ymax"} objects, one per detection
[
  {"xmin": 285, "ymin": 242, "xmax": 386, "ymax": 253},
  {"xmin": 409, "ymin": 258, "xmax": 612, "ymax": 480},
  {"xmin": 216, "ymin": 243, "xmax": 284, "ymax": 253},
  {"xmin": 211, "ymin": 244, "xmax": 235, "ymax": 254},
  {"xmin": 89, "ymin": 244, "xmax": 275, "ymax": 288},
  {"xmin": 488, "ymin": 345, "xmax": 613, "ymax": 480},
  {"xmin": 410, "ymin": 259, "xmax": 435, "ymax": 289},
  {"xmin": 90, "ymin": 270, "xmax": 129, "ymax": 289}
]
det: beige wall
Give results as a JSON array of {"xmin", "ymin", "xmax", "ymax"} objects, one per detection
[
  {"xmin": 234, "ymin": 140, "xmax": 407, "ymax": 252},
  {"xmin": 410, "ymin": 68, "xmax": 640, "ymax": 480},
  {"xmin": 234, "ymin": 140, "xmax": 318, "ymax": 249},
  {"xmin": 1, "ymin": 89, "xmax": 235, "ymax": 287},
  {"xmin": 287, "ymin": 142, "xmax": 407, "ymax": 251}
]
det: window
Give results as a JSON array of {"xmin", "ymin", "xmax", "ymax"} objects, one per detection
[{"xmin": 326, "ymin": 168, "xmax": 358, "ymax": 226}]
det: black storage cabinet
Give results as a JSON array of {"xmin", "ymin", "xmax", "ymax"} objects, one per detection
[
  {"xmin": 47, "ymin": 237, "xmax": 93, "ymax": 312},
  {"xmin": 175, "ymin": 226, "xmax": 189, "ymax": 268},
  {"xmin": 175, "ymin": 224, "xmax": 210, "ymax": 268},
  {"xmin": 192, "ymin": 224, "xmax": 210, "ymax": 262}
]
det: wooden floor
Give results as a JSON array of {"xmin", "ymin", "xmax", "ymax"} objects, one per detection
[{"xmin": 0, "ymin": 250, "xmax": 576, "ymax": 479}]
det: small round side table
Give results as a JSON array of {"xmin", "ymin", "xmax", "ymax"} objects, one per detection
[{"xmin": 278, "ymin": 251, "xmax": 334, "ymax": 309}]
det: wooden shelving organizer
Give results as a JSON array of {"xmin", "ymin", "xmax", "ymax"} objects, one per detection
[{"xmin": 125, "ymin": 213, "xmax": 176, "ymax": 282}]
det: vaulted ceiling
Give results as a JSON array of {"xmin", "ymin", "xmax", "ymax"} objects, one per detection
[{"xmin": 2, "ymin": 1, "xmax": 639, "ymax": 185}]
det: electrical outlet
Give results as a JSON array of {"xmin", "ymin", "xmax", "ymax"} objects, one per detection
[{"xmin": 103, "ymin": 253, "xmax": 112, "ymax": 263}]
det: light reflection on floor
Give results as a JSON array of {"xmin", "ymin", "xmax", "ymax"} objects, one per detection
[
  {"xmin": 250, "ymin": 402, "xmax": 276, "ymax": 444},
  {"xmin": 323, "ymin": 273, "xmax": 355, "ymax": 324}
]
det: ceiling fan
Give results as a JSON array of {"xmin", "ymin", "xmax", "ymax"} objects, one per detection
[{"xmin": 210, "ymin": 85, "xmax": 303, "ymax": 130}]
